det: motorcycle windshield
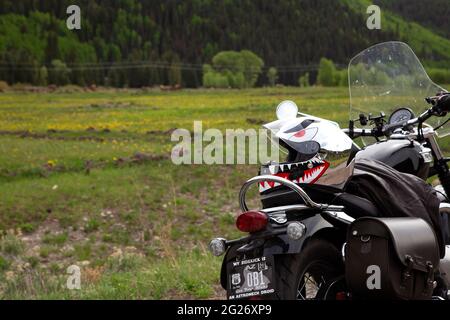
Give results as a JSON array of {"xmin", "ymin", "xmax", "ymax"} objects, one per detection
[{"xmin": 349, "ymin": 41, "xmax": 449, "ymax": 137}]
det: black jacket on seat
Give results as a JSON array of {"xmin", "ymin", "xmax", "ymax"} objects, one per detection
[{"xmin": 345, "ymin": 159, "xmax": 445, "ymax": 258}]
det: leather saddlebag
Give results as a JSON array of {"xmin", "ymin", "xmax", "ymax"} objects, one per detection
[{"xmin": 345, "ymin": 217, "xmax": 440, "ymax": 300}]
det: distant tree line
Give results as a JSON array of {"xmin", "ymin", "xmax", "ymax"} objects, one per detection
[
  {"xmin": 0, "ymin": 0, "xmax": 402, "ymax": 88},
  {"xmin": 0, "ymin": 0, "xmax": 448, "ymax": 88}
]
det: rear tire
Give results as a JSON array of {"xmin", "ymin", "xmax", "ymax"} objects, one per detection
[{"xmin": 274, "ymin": 238, "xmax": 344, "ymax": 300}]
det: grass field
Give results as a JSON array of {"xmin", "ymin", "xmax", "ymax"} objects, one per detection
[{"xmin": 0, "ymin": 86, "xmax": 448, "ymax": 299}]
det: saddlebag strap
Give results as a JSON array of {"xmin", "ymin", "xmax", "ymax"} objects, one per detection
[
  {"xmin": 401, "ymin": 255, "xmax": 414, "ymax": 287},
  {"xmin": 424, "ymin": 262, "xmax": 435, "ymax": 293}
]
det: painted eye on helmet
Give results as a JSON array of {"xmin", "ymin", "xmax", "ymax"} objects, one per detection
[
  {"xmin": 293, "ymin": 130, "xmax": 305, "ymax": 138},
  {"xmin": 288, "ymin": 127, "xmax": 318, "ymax": 142}
]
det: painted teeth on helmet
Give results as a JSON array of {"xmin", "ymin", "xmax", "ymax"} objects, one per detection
[
  {"xmin": 287, "ymin": 163, "xmax": 292, "ymax": 170},
  {"xmin": 280, "ymin": 164, "xmax": 285, "ymax": 172},
  {"xmin": 259, "ymin": 181, "xmax": 269, "ymax": 192},
  {"xmin": 269, "ymin": 165, "xmax": 277, "ymax": 174}
]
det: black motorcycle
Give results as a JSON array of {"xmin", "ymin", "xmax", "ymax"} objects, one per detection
[{"xmin": 209, "ymin": 42, "xmax": 450, "ymax": 300}]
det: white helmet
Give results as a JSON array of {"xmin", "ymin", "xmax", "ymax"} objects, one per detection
[{"xmin": 259, "ymin": 101, "xmax": 355, "ymax": 192}]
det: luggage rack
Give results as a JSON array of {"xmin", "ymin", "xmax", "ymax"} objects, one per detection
[{"xmin": 239, "ymin": 175, "xmax": 345, "ymax": 213}]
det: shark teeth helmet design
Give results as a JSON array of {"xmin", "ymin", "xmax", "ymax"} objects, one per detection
[
  {"xmin": 260, "ymin": 102, "xmax": 354, "ymax": 193},
  {"xmin": 259, "ymin": 155, "xmax": 330, "ymax": 192}
]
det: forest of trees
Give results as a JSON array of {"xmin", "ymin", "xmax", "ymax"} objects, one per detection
[
  {"xmin": 0, "ymin": 0, "xmax": 449, "ymax": 88},
  {"xmin": 374, "ymin": 0, "xmax": 450, "ymax": 39}
]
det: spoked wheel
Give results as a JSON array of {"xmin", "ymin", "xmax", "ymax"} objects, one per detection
[
  {"xmin": 275, "ymin": 239, "xmax": 345, "ymax": 300},
  {"xmin": 297, "ymin": 271, "xmax": 323, "ymax": 300},
  {"xmin": 296, "ymin": 261, "xmax": 341, "ymax": 300}
]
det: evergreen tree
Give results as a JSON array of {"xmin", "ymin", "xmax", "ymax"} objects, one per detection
[
  {"xmin": 298, "ymin": 73, "xmax": 310, "ymax": 87},
  {"xmin": 267, "ymin": 67, "xmax": 278, "ymax": 87},
  {"xmin": 49, "ymin": 60, "xmax": 71, "ymax": 85}
]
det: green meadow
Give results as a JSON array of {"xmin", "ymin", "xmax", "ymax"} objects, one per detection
[{"xmin": 0, "ymin": 86, "xmax": 448, "ymax": 299}]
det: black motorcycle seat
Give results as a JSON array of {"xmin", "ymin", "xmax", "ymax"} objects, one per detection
[
  {"xmin": 260, "ymin": 184, "xmax": 380, "ymax": 218},
  {"xmin": 334, "ymin": 192, "xmax": 380, "ymax": 218}
]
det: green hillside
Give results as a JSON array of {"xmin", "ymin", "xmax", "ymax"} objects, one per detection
[
  {"xmin": 374, "ymin": 0, "xmax": 450, "ymax": 39},
  {"xmin": 0, "ymin": 0, "xmax": 449, "ymax": 87},
  {"xmin": 343, "ymin": 0, "xmax": 450, "ymax": 68}
]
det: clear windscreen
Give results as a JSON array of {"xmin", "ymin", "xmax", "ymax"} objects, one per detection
[{"xmin": 349, "ymin": 41, "xmax": 449, "ymax": 137}]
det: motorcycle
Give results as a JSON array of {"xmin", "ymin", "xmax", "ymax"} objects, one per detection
[{"xmin": 209, "ymin": 42, "xmax": 450, "ymax": 300}]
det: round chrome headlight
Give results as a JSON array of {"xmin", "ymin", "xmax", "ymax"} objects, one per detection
[
  {"xmin": 286, "ymin": 222, "xmax": 306, "ymax": 240},
  {"xmin": 209, "ymin": 238, "xmax": 226, "ymax": 256}
]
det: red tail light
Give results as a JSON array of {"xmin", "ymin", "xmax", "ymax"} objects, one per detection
[{"xmin": 236, "ymin": 211, "xmax": 268, "ymax": 233}]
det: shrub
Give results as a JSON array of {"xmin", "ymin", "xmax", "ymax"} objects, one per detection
[
  {"xmin": 36, "ymin": 66, "xmax": 48, "ymax": 86},
  {"xmin": 428, "ymin": 69, "xmax": 450, "ymax": 84},
  {"xmin": 106, "ymin": 253, "xmax": 145, "ymax": 273},
  {"xmin": 214, "ymin": 73, "xmax": 228, "ymax": 88},
  {"xmin": 0, "ymin": 255, "xmax": 10, "ymax": 271},
  {"xmin": 240, "ymin": 50, "xmax": 264, "ymax": 87},
  {"xmin": 84, "ymin": 218, "xmax": 101, "ymax": 233},
  {"xmin": 334, "ymin": 69, "xmax": 348, "ymax": 87},
  {"xmin": 48, "ymin": 59, "xmax": 71, "ymax": 85},
  {"xmin": 168, "ymin": 64, "xmax": 182, "ymax": 86},
  {"xmin": 317, "ymin": 58, "xmax": 337, "ymax": 86},
  {"xmin": 203, "ymin": 71, "xmax": 229, "ymax": 88},
  {"xmin": 42, "ymin": 232, "xmax": 68, "ymax": 246},
  {"xmin": 298, "ymin": 72, "xmax": 310, "ymax": 87},
  {"xmin": 0, "ymin": 233, "xmax": 24, "ymax": 256},
  {"xmin": 203, "ymin": 50, "xmax": 264, "ymax": 88},
  {"xmin": 74, "ymin": 243, "xmax": 92, "ymax": 261},
  {"xmin": 0, "ymin": 81, "xmax": 9, "ymax": 91},
  {"xmin": 225, "ymin": 70, "xmax": 245, "ymax": 89},
  {"xmin": 11, "ymin": 83, "xmax": 29, "ymax": 91},
  {"xmin": 19, "ymin": 223, "xmax": 35, "ymax": 234},
  {"xmin": 267, "ymin": 67, "xmax": 278, "ymax": 87},
  {"xmin": 55, "ymin": 85, "xmax": 84, "ymax": 93}
]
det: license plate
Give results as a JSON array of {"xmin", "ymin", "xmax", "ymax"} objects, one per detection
[{"xmin": 227, "ymin": 256, "xmax": 275, "ymax": 300}]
